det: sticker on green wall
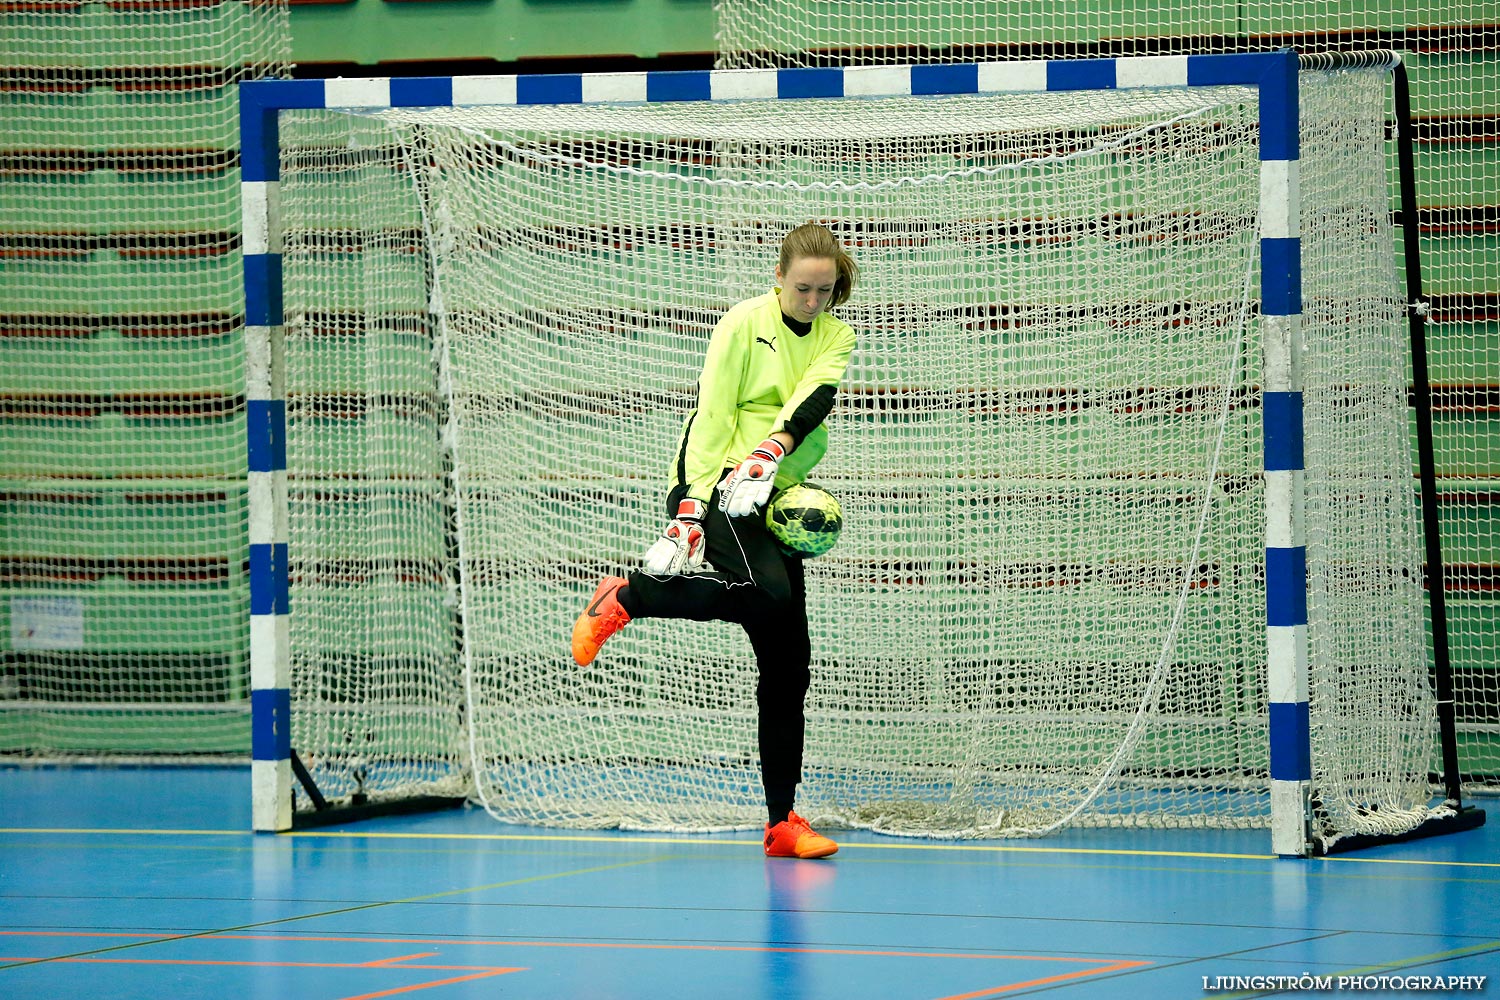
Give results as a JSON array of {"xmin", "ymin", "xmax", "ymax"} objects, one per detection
[{"xmin": 10, "ymin": 596, "xmax": 85, "ymax": 651}]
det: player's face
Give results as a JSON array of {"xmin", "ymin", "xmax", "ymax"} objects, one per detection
[{"xmin": 776, "ymin": 256, "xmax": 838, "ymax": 322}]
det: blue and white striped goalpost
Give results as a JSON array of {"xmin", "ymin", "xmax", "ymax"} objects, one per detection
[
  {"xmin": 240, "ymin": 50, "xmax": 1313, "ymax": 852},
  {"xmin": 242, "ymin": 137, "xmax": 290, "ymax": 834}
]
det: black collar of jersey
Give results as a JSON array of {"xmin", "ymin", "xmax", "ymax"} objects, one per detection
[{"xmin": 779, "ymin": 311, "xmax": 813, "ymax": 337}]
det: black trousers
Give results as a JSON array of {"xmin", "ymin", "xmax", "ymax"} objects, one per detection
[{"xmin": 621, "ymin": 483, "xmax": 810, "ymax": 821}]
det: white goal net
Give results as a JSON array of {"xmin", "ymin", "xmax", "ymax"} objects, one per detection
[
  {"xmin": 711, "ymin": 0, "xmax": 1499, "ymax": 803},
  {"xmin": 273, "ymin": 64, "xmax": 1436, "ymax": 842}
]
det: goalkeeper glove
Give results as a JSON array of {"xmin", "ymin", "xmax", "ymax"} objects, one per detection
[
  {"xmin": 718, "ymin": 438, "xmax": 785, "ymax": 518},
  {"xmin": 643, "ymin": 498, "xmax": 708, "ymax": 575}
]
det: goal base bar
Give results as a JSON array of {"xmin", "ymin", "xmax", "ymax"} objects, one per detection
[
  {"xmin": 283, "ymin": 747, "xmax": 468, "ymax": 830},
  {"xmin": 289, "ymin": 794, "xmax": 469, "ymax": 831},
  {"xmin": 1310, "ymin": 806, "xmax": 1486, "ymax": 857}
]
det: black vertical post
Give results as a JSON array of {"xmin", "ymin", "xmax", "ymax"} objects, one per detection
[{"xmin": 1393, "ymin": 59, "xmax": 1463, "ymax": 806}]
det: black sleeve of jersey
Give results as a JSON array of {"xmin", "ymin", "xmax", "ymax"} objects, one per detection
[{"xmin": 782, "ymin": 383, "xmax": 837, "ymax": 452}]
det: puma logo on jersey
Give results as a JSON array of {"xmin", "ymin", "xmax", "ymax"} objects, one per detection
[{"xmin": 756, "ymin": 336, "xmax": 777, "ymax": 352}]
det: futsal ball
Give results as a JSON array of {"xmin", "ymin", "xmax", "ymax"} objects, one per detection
[{"xmin": 766, "ymin": 484, "xmax": 842, "ymax": 558}]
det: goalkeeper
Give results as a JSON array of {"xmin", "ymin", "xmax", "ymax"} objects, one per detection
[{"xmin": 571, "ymin": 222, "xmax": 857, "ymax": 860}]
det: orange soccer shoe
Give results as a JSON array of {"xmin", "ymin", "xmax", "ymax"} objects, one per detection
[
  {"xmin": 571, "ymin": 576, "xmax": 631, "ymax": 666},
  {"xmin": 763, "ymin": 811, "xmax": 839, "ymax": 859}
]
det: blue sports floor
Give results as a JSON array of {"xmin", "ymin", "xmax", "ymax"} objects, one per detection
[{"xmin": 1, "ymin": 767, "xmax": 1496, "ymax": 999}]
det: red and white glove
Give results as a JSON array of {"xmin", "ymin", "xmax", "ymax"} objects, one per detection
[
  {"xmin": 718, "ymin": 438, "xmax": 785, "ymax": 518},
  {"xmin": 643, "ymin": 498, "xmax": 708, "ymax": 575}
]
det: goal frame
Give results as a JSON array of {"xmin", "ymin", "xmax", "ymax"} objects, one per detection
[{"xmin": 237, "ymin": 50, "xmax": 1410, "ymax": 854}]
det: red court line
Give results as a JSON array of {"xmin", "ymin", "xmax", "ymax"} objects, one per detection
[
  {"xmin": 0, "ymin": 951, "xmax": 522, "ymax": 999},
  {"xmin": 340, "ymin": 970, "xmax": 517, "ymax": 1000},
  {"xmin": 2, "ymin": 930, "xmax": 1150, "ymax": 997},
  {"xmin": 3, "ymin": 928, "xmax": 1142, "ymax": 963},
  {"xmin": 0, "ymin": 954, "xmax": 519, "ymax": 974},
  {"xmin": 362, "ymin": 952, "xmax": 440, "ymax": 966},
  {"xmin": 937, "ymin": 959, "xmax": 1151, "ymax": 998}
]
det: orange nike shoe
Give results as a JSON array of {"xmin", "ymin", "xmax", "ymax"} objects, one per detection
[
  {"xmin": 763, "ymin": 811, "xmax": 839, "ymax": 859},
  {"xmin": 572, "ymin": 576, "xmax": 631, "ymax": 666}
]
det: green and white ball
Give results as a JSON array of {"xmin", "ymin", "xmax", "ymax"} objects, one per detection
[{"xmin": 766, "ymin": 484, "xmax": 843, "ymax": 558}]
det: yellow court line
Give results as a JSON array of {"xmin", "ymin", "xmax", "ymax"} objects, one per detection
[
  {"xmin": 1328, "ymin": 939, "xmax": 1500, "ymax": 976},
  {"xmin": 1214, "ymin": 940, "xmax": 1500, "ymax": 1000},
  {"xmin": 390, "ymin": 856, "xmax": 666, "ymax": 902},
  {"xmin": 5, "ymin": 826, "xmax": 1496, "ymax": 868},
  {"xmin": 0, "ymin": 825, "xmax": 1265, "ymax": 859},
  {"xmin": 1319, "ymin": 854, "xmax": 1500, "ymax": 869},
  {"xmin": 285, "ymin": 829, "xmax": 1277, "ymax": 860},
  {"xmin": 0, "ymin": 855, "xmax": 662, "ymax": 972},
  {"xmin": 0, "ymin": 828, "xmax": 247, "ymax": 837}
]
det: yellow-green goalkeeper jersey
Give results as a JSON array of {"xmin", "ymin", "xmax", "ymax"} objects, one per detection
[{"xmin": 674, "ymin": 289, "xmax": 856, "ymax": 503}]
